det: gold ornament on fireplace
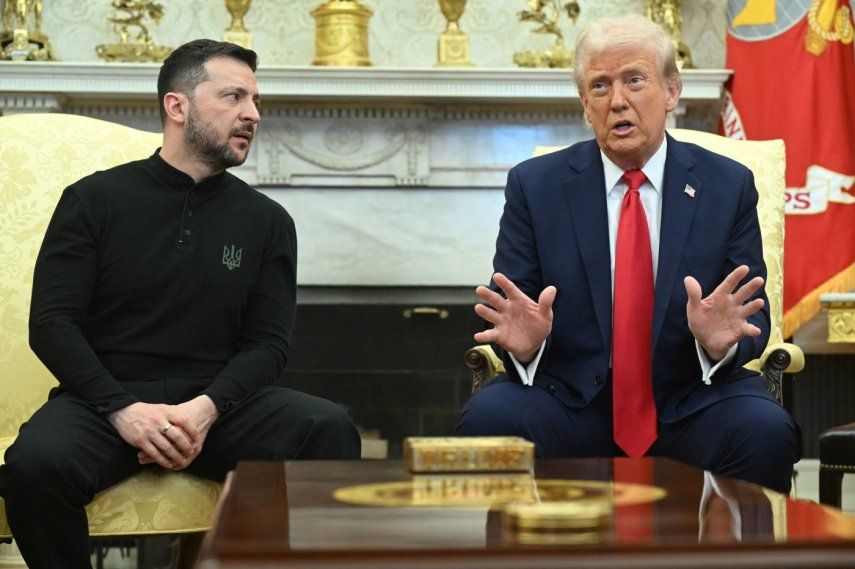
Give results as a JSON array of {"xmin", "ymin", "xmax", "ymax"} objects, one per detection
[
  {"xmin": 1, "ymin": 0, "xmax": 57, "ymax": 61},
  {"xmin": 513, "ymin": 0, "xmax": 580, "ymax": 68},
  {"xmin": 436, "ymin": 0, "xmax": 473, "ymax": 67},
  {"xmin": 224, "ymin": 0, "xmax": 252, "ymax": 49},
  {"xmin": 95, "ymin": 0, "xmax": 172, "ymax": 63},
  {"xmin": 311, "ymin": 0, "xmax": 373, "ymax": 67},
  {"xmin": 646, "ymin": 0, "xmax": 692, "ymax": 69}
]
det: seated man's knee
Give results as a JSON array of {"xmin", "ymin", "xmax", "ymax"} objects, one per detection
[
  {"xmin": 734, "ymin": 400, "xmax": 799, "ymax": 459},
  {"xmin": 304, "ymin": 400, "xmax": 360, "ymax": 459},
  {"xmin": 3, "ymin": 438, "xmax": 82, "ymax": 501},
  {"xmin": 718, "ymin": 399, "xmax": 800, "ymax": 492},
  {"xmin": 457, "ymin": 382, "xmax": 523, "ymax": 436},
  {"xmin": 315, "ymin": 401, "xmax": 357, "ymax": 436}
]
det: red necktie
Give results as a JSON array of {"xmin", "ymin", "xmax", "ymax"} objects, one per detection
[{"xmin": 612, "ymin": 169, "xmax": 657, "ymax": 457}]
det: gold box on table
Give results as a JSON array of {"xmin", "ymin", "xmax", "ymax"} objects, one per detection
[{"xmin": 404, "ymin": 436, "xmax": 534, "ymax": 473}]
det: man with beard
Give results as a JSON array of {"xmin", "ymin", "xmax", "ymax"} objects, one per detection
[{"xmin": 0, "ymin": 40, "xmax": 361, "ymax": 569}]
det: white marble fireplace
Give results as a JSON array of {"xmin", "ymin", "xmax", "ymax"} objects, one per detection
[{"xmin": 0, "ymin": 62, "xmax": 729, "ymax": 286}]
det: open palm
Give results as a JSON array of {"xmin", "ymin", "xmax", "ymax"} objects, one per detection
[
  {"xmin": 473, "ymin": 272, "xmax": 556, "ymax": 363},
  {"xmin": 685, "ymin": 265, "xmax": 765, "ymax": 361}
]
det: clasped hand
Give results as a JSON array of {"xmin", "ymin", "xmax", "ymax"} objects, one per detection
[{"xmin": 107, "ymin": 395, "xmax": 219, "ymax": 470}]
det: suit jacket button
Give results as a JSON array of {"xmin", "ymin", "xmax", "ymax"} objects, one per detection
[
  {"xmin": 547, "ymin": 384, "xmax": 556, "ymax": 394},
  {"xmin": 594, "ymin": 375, "xmax": 603, "ymax": 386}
]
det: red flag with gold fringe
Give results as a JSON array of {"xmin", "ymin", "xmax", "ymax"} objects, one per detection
[{"xmin": 722, "ymin": 0, "xmax": 855, "ymax": 337}]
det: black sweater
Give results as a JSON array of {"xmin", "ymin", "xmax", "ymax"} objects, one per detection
[{"xmin": 29, "ymin": 151, "xmax": 297, "ymax": 415}]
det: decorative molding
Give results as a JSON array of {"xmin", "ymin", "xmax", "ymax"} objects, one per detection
[
  {"xmin": 264, "ymin": 105, "xmax": 584, "ymax": 123},
  {"xmin": 258, "ymin": 120, "xmax": 429, "ymax": 187},
  {"xmin": 821, "ymin": 294, "xmax": 855, "ymax": 343},
  {"xmin": 0, "ymin": 93, "xmax": 64, "ymax": 114},
  {"xmin": 0, "ymin": 62, "xmax": 731, "ymax": 106},
  {"xmin": 66, "ymin": 104, "xmax": 160, "ymax": 118}
]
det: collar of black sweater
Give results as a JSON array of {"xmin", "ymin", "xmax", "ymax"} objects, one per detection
[{"xmin": 149, "ymin": 148, "xmax": 229, "ymax": 191}]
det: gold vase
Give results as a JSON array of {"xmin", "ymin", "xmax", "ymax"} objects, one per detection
[
  {"xmin": 311, "ymin": 0, "xmax": 373, "ymax": 67},
  {"xmin": 436, "ymin": 0, "xmax": 473, "ymax": 67},
  {"xmin": 224, "ymin": 0, "xmax": 252, "ymax": 49}
]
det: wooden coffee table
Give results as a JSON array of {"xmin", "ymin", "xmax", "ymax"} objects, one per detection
[{"xmin": 199, "ymin": 458, "xmax": 855, "ymax": 568}]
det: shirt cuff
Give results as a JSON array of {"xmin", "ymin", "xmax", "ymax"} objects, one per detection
[
  {"xmin": 509, "ymin": 341, "xmax": 546, "ymax": 387},
  {"xmin": 696, "ymin": 340, "xmax": 738, "ymax": 385},
  {"xmin": 96, "ymin": 392, "xmax": 140, "ymax": 416},
  {"xmin": 200, "ymin": 377, "xmax": 244, "ymax": 414}
]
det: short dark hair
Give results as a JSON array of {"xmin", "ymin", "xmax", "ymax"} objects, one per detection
[{"xmin": 157, "ymin": 39, "xmax": 258, "ymax": 124}]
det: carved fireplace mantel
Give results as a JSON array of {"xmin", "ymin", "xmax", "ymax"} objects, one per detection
[
  {"xmin": 0, "ymin": 63, "xmax": 731, "ymax": 286},
  {"xmin": 0, "ymin": 62, "xmax": 729, "ymax": 107}
]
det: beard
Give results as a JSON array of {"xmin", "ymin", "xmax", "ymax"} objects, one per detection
[{"xmin": 184, "ymin": 103, "xmax": 252, "ymax": 170}]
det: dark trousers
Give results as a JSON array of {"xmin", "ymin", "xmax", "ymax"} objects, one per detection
[
  {"xmin": 0, "ymin": 382, "xmax": 361, "ymax": 569},
  {"xmin": 457, "ymin": 375, "xmax": 801, "ymax": 494}
]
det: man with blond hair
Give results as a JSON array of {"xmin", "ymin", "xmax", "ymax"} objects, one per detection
[{"xmin": 458, "ymin": 15, "xmax": 800, "ymax": 493}]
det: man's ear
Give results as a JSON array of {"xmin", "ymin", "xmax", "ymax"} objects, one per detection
[
  {"xmin": 665, "ymin": 80, "xmax": 682, "ymax": 113},
  {"xmin": 163, "ymin": 92, "xmax": 188, "ymax": 125},
  {"xmin": 580, "ymin": 92, "xmax": 591, "ymax": 125}
]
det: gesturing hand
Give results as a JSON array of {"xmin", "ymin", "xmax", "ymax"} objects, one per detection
[
  {"xmin": 685, "ymin": 264, "xmax": 765, "ymax": 362},
  {"xmin": 473, "ymin": 272, "xmax": 557, "ymax": 364},
  {"xmin": 108, "ymin": 402, "xmax": 198, "ymax": 470}
]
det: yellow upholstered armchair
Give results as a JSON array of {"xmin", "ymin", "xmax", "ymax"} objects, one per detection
[
  {"xmin": 465, "ymin": 129, "xmax": 804, "ymax": 403},
  {"xmin": 0, "ymin": 114, "xmax": 221, "ymax": 552}
]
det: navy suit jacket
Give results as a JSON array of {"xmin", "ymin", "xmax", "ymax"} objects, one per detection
[{"xmin": 491, "ymin": 133, "xmax": 775, "ymax": 423}]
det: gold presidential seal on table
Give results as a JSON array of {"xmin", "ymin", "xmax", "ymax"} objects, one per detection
[
  {"xmin": 334, "ymin": 437, "xmax": 666, "ymax": 509},
  {"xmin": 333, "ymin": 475, "xmax": 666, "ymax": 508}
]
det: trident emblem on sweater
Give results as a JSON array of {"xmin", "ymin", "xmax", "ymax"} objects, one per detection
[{"xmin": 222, "ymin": 245, "xmax": 242, "ymax": 270}]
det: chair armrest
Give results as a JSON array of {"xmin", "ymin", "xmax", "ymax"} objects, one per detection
[
  {"xmin": 754, "ymin": 342, "xmax": 805, "ymax": 404},
  {"xmin": 464, "ymin": 345, "xmax": 506, "ymax": 394},
  {"xmin": 759, "ymin": 342, "xmax": 805, "ymax": 374}
]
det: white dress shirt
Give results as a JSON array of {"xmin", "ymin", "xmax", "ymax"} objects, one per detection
[
  {"xmin": 698, "ymin": 471, "xmax": 743, "ymax": 542},
  {"xmin": 510, "ymin": 136, "xmax": 736, "ymax": 386}
]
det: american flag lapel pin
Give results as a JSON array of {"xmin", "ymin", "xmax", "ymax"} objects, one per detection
[{"xmin": 684, "ymin": 184, "xmax": 696, "ymax": 198}]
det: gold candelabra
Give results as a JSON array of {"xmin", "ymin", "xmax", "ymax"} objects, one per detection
[
  {"xmin": 436, "ymin": 0, "xmax": 473, "ymax": 67},
  {"xmin": 224, "ymin": 0, "xmax": 252, "ymax": 49},
  {"xmin": 96, "ymin": 0, "xmax": 172, "ymax": 63},
  {"xmin": 311, "ymin": 0, "xmax": 373, "ymax": 66},
  {"xmin": 646, "ymin": 0, "xmax": 692, "ymax": 69},
  {"xmin": 1, "ymin": 0, "xmax": 57, "ymax": 61},
  {"xmin": 513, "ymin": 0, "xmax": 580, "ymax": 68}
]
